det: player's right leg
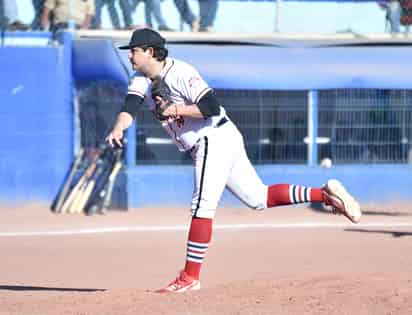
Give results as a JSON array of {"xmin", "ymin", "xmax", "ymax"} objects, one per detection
[{"xmin": 226, "ymin": 145, "xmax": 361, "ymax": 223}]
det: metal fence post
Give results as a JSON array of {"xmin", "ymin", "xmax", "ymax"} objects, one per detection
[{"xmin": 307, "ymin": 90, "xmax": 318, "ymax": 166}]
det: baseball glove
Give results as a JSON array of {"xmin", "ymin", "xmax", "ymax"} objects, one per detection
[{"xmin": 151, "ymin": 76, "xmax": 172, "ymax": 121}]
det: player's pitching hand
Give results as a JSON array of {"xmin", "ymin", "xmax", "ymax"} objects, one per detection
[
  {"xmin": 162, "ymin": 104, "xmax": 182, "ymax": 121},
  {"xmin": 106, "ymin": 128, "xmax": 124, "ymax": 148}
]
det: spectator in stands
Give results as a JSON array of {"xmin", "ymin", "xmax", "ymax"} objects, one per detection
[
  {"xmin": 118, "ymin": 0, "xmax": 134, "ymax": 29},
  {"xmin": 131, "ymin": 0, "xmax": 174, "ymax": 31},
  {"xmin": 146, "ymin": 0, "xmax": 175, "ymax": 31},
  {"xmin": 31, "ymin": 0, "xmax": 45, "ymax": 30},
  {"xmin": 199, "ymin": 0, "xmax": 218, "ymax": 32},
  {"xmin": 400, "ymin": 0, "xmax": 412, "ymax": 33},
  {"xmin": 173, "ymin": 0, "xmax": 200, "ymax": 31},
  {"xmin": 0, "ymin": 0, "xmax": 6, "ymax": 29},
  {"xmin": 41, "ymin": 0, "xmax": 95, "ymax": 31},
  {"xmin": 378, "ymin": 0, "xmax": 401, "ymax": 33},
  {"xmin": 0, "ymin": 0, "xmax": 29, "ymax": 30},
  {"xmin": 92, "ymin": 0, "xmax": 121, "ymax": 29}
]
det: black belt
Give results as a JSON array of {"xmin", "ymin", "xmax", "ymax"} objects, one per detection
[
  {"xmin": 189, "ymin": 117, "xmax": 229, "ymax": 153},
  {"xmin": 215, "ymin": 117, "xmax": 228, "ymax": 128}
]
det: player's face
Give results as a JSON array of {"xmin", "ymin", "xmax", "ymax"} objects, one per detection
[{"xmin": 128, "ymin": 47, "xmax": 151, "ymax": 72}]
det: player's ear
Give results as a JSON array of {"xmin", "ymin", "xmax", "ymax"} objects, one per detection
[{"xmin": 146, "ymin": 46, "xmax": 155, "ymax": 58}]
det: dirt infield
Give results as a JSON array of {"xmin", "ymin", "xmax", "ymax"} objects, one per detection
[{"xmin": 0, "ymin": 203, "xmax": 411, "ymax": 315}]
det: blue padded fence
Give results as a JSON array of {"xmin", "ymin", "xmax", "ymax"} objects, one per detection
[
  {"xmin": 1, "ymin": 32, "xmax": 73, "ymax": 204},
  {"xmin": 1, "ymin": 33, "xmax": 412, "ymax": 208}
]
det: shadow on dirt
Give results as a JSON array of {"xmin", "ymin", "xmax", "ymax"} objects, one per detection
[
  {"xmin": 309, "ymin": 203, "xmax": 412, "ymax": 217},
  {"xmin": 344, "ymin": 228, "xmax": 412, "ymax": 238},
  {"xmin": 0, "ymin": 285, "xmax": 106, "ymax": 292}
]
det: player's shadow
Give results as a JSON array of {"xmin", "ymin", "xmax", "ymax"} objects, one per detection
[
  {"xmin": 0, "ymin": 285, "xmax": 106, "ymax": 292},
  {"xmin": 309, "ymin": 203, "xmax": 412, "ymax": 217},
  {"xmin": 344, "ymin": 228, "xmax": 412, "ymax": 238}
]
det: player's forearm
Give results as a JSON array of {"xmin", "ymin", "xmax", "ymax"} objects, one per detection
[{"xmin": 114, "ymin": 112, "xmax": 134, "ymax": 131}]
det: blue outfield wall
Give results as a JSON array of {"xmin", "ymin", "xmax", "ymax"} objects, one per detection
[
  {"xmin": 127, "ymin": 165, "xmax": 412, "ymax": 208},
  {"xmin": 1, "ymin": 33, "xmax": 412, "ymax": 207},
  {"xmin": 0, "ymin": 32, "xmax": 73, "ymax": 204}
]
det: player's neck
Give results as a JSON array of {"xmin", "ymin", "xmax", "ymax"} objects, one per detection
[{"xmin": 147, "ymin": 60, "xmax": 166, "ymax": 80}]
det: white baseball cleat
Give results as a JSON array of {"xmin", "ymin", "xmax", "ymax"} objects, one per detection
[
  {"xmin": 155, "ymin": 271, "xmax": 201, "ymax": 293},
  {"xmin": 322, "ymin": 179, "xmax": 362, "ymax": 224}
]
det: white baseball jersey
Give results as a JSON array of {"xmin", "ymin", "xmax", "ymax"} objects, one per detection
[{"xmin": 127, "ymin": 57, "xmax": 227, "ymax": 152}]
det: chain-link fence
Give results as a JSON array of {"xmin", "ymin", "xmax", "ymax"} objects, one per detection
[
  {"xmin": 76, "ymin": 81, "xmax": 125, "ymax": 160},
  {"xmin": 76, "ymin": 82, "xmax": 412, "ymax": 166},
  {"xmin": 319, "ymin": 89, "xmax": 412, "ymax": 164},
  {"xmin": 126, "ymin": 88, "xmax": 412, "ymax": 165}
]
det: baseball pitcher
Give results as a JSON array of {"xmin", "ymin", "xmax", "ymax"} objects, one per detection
[{"xmin": 106, "ymin": 28, "xmax": 362, "ymax": 293}]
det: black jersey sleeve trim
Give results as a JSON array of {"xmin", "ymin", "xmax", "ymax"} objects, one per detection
[
  {"xmin": 120, "ymin": 94, "xmax": 145, "ymax": 119},
  {"xmin": 197, "ymin": 90, "xmax": 221, "ymax": 119}
]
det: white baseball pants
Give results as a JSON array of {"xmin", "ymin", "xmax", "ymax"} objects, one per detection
[{"xmin": 190, "ymin": 120, "xmax": 268, "ymax": 219}]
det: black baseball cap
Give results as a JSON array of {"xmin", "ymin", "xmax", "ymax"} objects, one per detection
[{"xmin": 118, "ymin": 28, "xmax": 166, "ymax": 50}]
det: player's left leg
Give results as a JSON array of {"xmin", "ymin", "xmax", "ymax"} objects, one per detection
[{"xmin": 157, "ymin": 130, "xmax": 234, "ymax": 293}]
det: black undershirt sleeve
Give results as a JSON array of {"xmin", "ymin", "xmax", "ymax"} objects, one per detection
[
  {"xmin": 120, "ymin": 94, "xmax": 145, "ymax": 119},
  {"xmin": 197, "ymin": 90, "xmax": 221, "ymax": 119}
]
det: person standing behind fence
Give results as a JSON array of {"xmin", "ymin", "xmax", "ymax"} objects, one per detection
[
  {"xmin": 92, "ymin": 0, "xmax": 133, "ymax": 29},
  {"xmin": 1, "ymin": 0, "xmax": 29, "ymax": 30},
  {"xmin": 131, "ymin": 0, "xmax": 174, "ymax": 31},
  {"xmin": 118, "ymin": 0, "xmax": 134, "ymax": 29},
  {"xmin": 378, "ymin": 0, "xmax": 401, "ymax": 33},
  {"xmin": 400, "ymin": 0, "xmax": 412, "ymax": 33},
  {"xmin": 92, "ymin": 0, "xmax": 120, "ymax": 29},
  {"xmin": 173, "ymin": 0, "xmax": 200, "ymax": 31},
  {"xmin": 199, "ymin": 0, "xmax": 218, "ymax": 32},
  {"xmin": 32, "ymin": 0, "xmax": 45, "ymax": 30},
  {"xmin": 0, "ymin": 0, "xmax": 5, "ymax": 30},
  {"xmin": 146, "ymin": 0, "xmax": 175, "ymax": 31},
  {"xmin": 41, "ymin": 0, "xmax": 95, "ymax": 31}
]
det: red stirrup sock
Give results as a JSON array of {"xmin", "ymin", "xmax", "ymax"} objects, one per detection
[
  {"xmin": 184, "ymin": 217, "xmax": 212, "ymax": 280},
  {"xmin": 267, "ymin": 184, "xmax": 324, "ymax": 207}
]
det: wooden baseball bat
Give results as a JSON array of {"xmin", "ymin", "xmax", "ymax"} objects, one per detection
[
  {"xmin": 84, "ymin": 152, "xmax": 116, "ymax": 215},
  {"xmin": 60, "ymin": 174, "xmax": 87, "ymax": 214},
  {"xmin": 61, "ymin": 151, "xmax": 101, "ymax": 214},
  {"xmin": 67, "ymin": 161, "xmax": 97, "ymax": 214},
  {"xmin": 51, "ymin": 148, "xmax": 85, "ymax": 213},
  {"xmin": 73, "ymin": 179, "xmax": 96, "ymax": 214},
  {"xmin": 69, "ymin": 145, "xmax": 114, "ymax": 214},
  {"xmin": 73, "ymin": 158, "xmax": 108, "ymax": 214},
  {"xmin": 100, "ymin": 159, "xmax": 123, "ymax": 212},
  {"xmin": 86, "ymin": 148, "xmax": 123, "ymax": 215}
]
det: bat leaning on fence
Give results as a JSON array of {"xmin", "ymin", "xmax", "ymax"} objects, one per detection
[
  {"xmin": 59, "ymin": 152, "xmax": 101, "ymax": 214},
  {"xmin": 69, "ymin": 164, "xmax": 100, "ymax": 214},
  {"xmin": 51, "ymin": 148, "xmax": 85, "ymax": 213},
  {"xmin": 85, "ymin": 148, "xmax": 123, "ymax": 215},
  {"xmin": 66, "ymin": 146, "xmax": 115, "ymax": 214}
]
